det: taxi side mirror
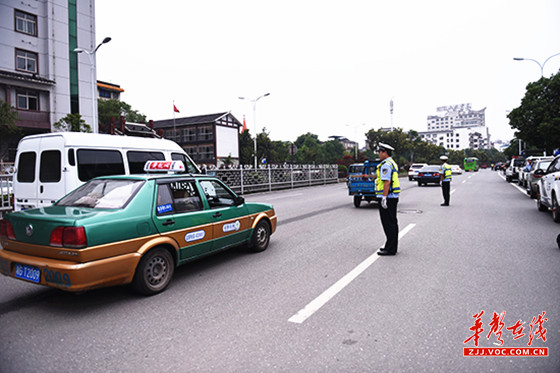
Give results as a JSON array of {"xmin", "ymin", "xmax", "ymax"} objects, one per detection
[
  {"xmin": 534, "ymin": 169, "xmax": 545, "ymax": 176},
  {"xmin": 234, "ymin": 196, "xmax": 245, "ymax": 206}
]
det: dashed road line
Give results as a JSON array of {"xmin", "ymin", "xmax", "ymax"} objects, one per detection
[{"xmin": 288, "ymin": 223, "xmax": 416, "ymax": 324}]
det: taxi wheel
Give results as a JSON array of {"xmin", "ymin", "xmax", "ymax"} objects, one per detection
[
  {"xmin": 132, "ymin": 248, "xmax": 175, "ymax": 295},
  {"xmin": 249, "ymin": 220, "xmax": 270, "ymax": 252}
]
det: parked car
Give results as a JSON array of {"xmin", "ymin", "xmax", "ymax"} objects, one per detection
[
  {"xmin": 526, "ymin": 158, "xmax": 553, "ymax": 198},
  {"xmin": 408, "ymin": 163, "xmax": 428, "ymax": 181},
  {"xmin": 505, "ymin": 157, "xmax": 526, "ymax": 182},
  {"xmin": 450, "ymin": 164, "xmax": 462, "ymax": 175},
  {"xmin": 0, "ymin": 161, "xmax": 277, "ymax": 295},
  {"xmin": 536, "ymin": 155, "xmax": 560, "ymax": 222},
  {"xmin": 417, "ymin": 165, "xmax": 441, "ymax": 186},
  {"xmin": 519, "ymin": 156, "xmax": 551, "ymax": 187}
]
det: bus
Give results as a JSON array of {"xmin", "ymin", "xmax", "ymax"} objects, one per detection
[{"xmin": 464, "ymin": 157, "xmax": 479, "ymax": 172}]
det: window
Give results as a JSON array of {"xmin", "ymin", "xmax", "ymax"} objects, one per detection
[
  {"xmin": 17, "ymin": 151, "xmax": 36, "ymax": 182},
  {"xmin": 199, "ymin": 179, "xmax": 237, "ymax": 208},
  {"xmin": 98, "ymin": 89, "xmax": 111, "ymax": 98},
  {"xmin": 156, "ymin": 180, "xmax": 203, "ymax": 215},
  {"xmin": 77, "ymin": 149, "xmax": 125, "ymax": 181},
  {"xmin": 171, "ymin": 152, "xmax": 199, "ymax": 174},
  {"xmin": 198, "ymin": 126, "xmax": 213, "ymax": 141},
  {"xmin": 15, "ymin": 10, "xmax": 37, "ymax": 36},
  {"xmin": 183, "ymin": 128, "xmax": 197, "ymax": 142},
  {"xmin": 127, "ymin": 151, "xmax": 165, "ymax": 174},
  {"xmin": 16, "ymin": 90, "xmax": 38, "ymax": 110},
  {"xmin": 40, "ymin": 150, "xmax": 61, "ymax": 182},
  {"xmin": 199, "ymin": 145, "xmax": 214, "ymax": 160},
  {"xmin": 16, "ymin": 49, "xmax": 38, "ymax": 73}
]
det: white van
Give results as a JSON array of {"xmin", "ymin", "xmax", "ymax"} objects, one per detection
[{"xmin": 13, "ymin": 132, "xmax": 200, "ymax": 211}]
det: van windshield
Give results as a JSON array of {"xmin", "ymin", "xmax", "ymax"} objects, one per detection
[{"xmin": 56, "ymin": 179, "xmax": 145, "ymax": 209}]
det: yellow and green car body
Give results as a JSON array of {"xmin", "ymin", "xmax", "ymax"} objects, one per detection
[{"xmin": 0, "ymin": 173, "xmax": 276, "ymax": 295}]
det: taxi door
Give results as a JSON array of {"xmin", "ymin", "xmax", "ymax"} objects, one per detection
[
  {"xmin": 197, "ymin": 179, "xmax": 251, "ymax": 251},
  {"xmin": 152, "ymin": 179, "xmax": 214, "ymax": 262}
]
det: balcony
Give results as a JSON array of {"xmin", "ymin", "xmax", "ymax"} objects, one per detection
[{"xmin": 16, "ymin": 110, "xmax": 50, "ymax": 130}]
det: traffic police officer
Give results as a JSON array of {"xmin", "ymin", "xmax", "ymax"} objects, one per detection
[
  {"xmin": 440, "ymin": 155, "xmax": 452, "ymax": 206},
  {"xmin": 375, "ymin": 143, "xmax": 400, "ymax": 256}
]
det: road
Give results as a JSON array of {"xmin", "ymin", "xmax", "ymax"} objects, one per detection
[{"xmin": 1, "ymin": 170, "xmax": 559, "ymax": 372}]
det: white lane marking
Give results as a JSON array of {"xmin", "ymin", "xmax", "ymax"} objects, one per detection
[
  {"xmin": 451, "ymin": 189, "xmax": 456, "ymax": 195},
  {"xmin": 288, "ymin": 223, "xmax": 416, "ymax": 324},
  {"xmin": 497, "ymin": 173, "xmax": 530, "ymax": 197},
  {"xmin": 462, "ymin": 180, "xmax": 467, "ymax": 184}
]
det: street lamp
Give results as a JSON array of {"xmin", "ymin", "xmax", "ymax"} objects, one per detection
[
  {"xmin": 513, "ymin": 52, "xmax": 560, "ymax": 77},
  {"xmin": 74, "ymin": 36, "xmax": 111, "ymax": 133},
  {"xmin": 238, "ymin": 93, "xmax": 270, "ymax": 169}
]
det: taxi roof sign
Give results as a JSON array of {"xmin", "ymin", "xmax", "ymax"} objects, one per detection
[{"xmin": 144, "ymin": 160, "xmax": 186, "ymax": 173}]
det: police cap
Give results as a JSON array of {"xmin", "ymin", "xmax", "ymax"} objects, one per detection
[
  {"xmin": 440, "ymin": 155, "xmax": 448, "ymax": 161},
  {"xmin": 378, "ymin": 143, "xmax": 395, "ymax": 152}
]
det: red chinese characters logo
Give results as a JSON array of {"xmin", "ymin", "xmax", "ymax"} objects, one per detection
[{"xmin": 464, "ymin": 310, "xmax": 548, "ymax": 347}]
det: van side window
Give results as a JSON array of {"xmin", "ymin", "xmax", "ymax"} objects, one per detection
[
  {"xmin": 40, "ymin": 150, "xmax": 61, "ymax": 182},
  {"xmin": 17, "ymin": 151, "xmax": 36, "ymax": 182},
  {"xmin": 171, "ymin": 153, "xmax": 199, "ymax": 174},
  {"xmin": 127, "ymin": 151, "xmax": 165, "ymax": 174},
  {"xmin": 77, "ymin": 149, "xmax": 125, "ymax": 181}
]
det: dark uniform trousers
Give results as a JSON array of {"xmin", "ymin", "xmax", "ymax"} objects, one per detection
[
  {"xmin": 379, "ymin": 197, "xmax": 399, "ymax": 254},
  {"xmin": 442, "ymin": 181, "xmax": 450, "ymax": 205}
]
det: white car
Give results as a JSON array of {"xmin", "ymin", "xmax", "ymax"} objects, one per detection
[
  {"xmin": 536, "ymin": 155, "xmax": 560, "ymax": 222},
  {"xmin": 450, "ymin": 165, "xmax": 462, "ymax": 175},
  {"xmin": 408, "ymin": 163, "xmax": 428, "ymax": 181}
]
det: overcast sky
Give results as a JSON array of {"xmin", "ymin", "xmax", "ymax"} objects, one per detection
[{"xmin": 95, "ymin": 0, "xmax": 560, "ymax": 148}]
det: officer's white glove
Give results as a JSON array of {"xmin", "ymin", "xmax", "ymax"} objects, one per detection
[{"xmin": 381, "ymin": 196, "xmax": 388, "ymax": 209}]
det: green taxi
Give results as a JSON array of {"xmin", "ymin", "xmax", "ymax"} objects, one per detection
[{"xmin": 0, "ymin": 161, "xmax": 276, "ymax": 295}]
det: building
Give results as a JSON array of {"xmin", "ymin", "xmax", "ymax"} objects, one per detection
[
  {"xmin": 97, "ymin": 80, "xmax": 124, "ymax": 100},
  {"xmin": 0, "ymin": 0, "xmax": 96, "ymax": 161},
  {"xmin": 153, "ymin": 112, "xmax": 242, "ymax": 167},
  {"xmin": 328, "ymin": 136, "xmax": 358, "ymax": 153},
  {"xmin": 419, "ymin": 104, "xmax": 491, "ymax": 150}
]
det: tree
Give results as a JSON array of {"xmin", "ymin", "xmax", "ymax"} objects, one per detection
[
  {"xmin": 508, "ymin": 72, "xmax": 560, "ymax": 154},
  {"xmin": 53, "ymin": 113, "xmax": 91, "ymax": 132},
  {"xmin": 98, "ymin": 99, "xmax": 147, "ymax": 127},
  {"xmin": 0, "ymin": 100, "xmax": 20, "ymax": 161},
  {"xmin": 239, "ymin": 129, "xmax": 253, "ymax": 165}
]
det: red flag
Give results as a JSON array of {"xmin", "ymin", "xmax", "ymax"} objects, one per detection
[
  {"xmin": 173, "ymin": 104, "xmax": 180, "ymax": 113},
  {"xmin": 242, "ymin": 115, "xmax": 247, "ymax": 132}
]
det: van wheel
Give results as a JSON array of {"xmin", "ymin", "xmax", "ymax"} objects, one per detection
[
  {"xmin": 132, "ymin": 248, "xmax": 174, "ymax": 295},
  {"xmin": 353, "ymin": 196, "xmax": 362, "ymax": 208},
  {"xmin": 249, "ymin": 220, "xmax": 270, "ymax": 252}
]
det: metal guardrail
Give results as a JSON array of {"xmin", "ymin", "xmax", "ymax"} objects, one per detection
[
  {"xmin": 209, "ymin": 164, "xmax": 339, "ymax": 194},
  {"xmin": 0, "ymin": 165, "xmax": 339, "ymax": 215},
  {"xmin": 1, "ymin": 174, "xmax": 14, "ymax": 217}
]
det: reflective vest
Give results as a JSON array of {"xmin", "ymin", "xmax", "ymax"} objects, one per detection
[
  {"xmin": 375, "ymin": 158, "xmax": 401, "ymax": 197},
  {"xmin": 442, "ymin": 163, "xmax": 452, "ymax": 181}
]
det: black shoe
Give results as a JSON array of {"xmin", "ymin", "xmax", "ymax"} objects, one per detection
[
  {"xmin": 378, "ymin": 250, "xmax": 396, "ymax": 256},
  {"xmin": 440, "ymin": 203, "xmax": 449, "ymax": 206}
]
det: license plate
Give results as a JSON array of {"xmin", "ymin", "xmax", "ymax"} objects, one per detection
[
  {"xmin": 424, "ymin": 173, "xmax": 432, "ymax": 176},
  {"xmin": 15, "ymin": 263, "xmax": 41, "ymax": 283}
]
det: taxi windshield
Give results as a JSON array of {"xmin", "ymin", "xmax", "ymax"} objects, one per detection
[{"xmin": 56, "ymin": 179, "xmax": 145, "ymax": 209}]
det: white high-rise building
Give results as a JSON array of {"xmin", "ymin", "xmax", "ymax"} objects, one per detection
[
  {"xmin": 0, "ymin": 0, "xmax": 96, "ymax": 160},
  {"xmin": 419, "ymin": 103, "xmax": 491, "ymax": 150}
]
